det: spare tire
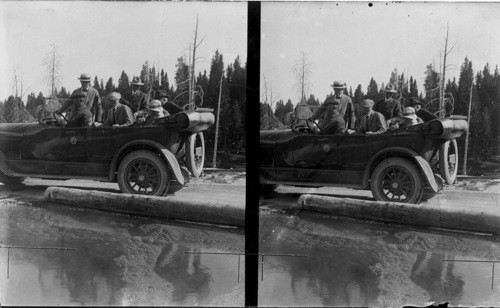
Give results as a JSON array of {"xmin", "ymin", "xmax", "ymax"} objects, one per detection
[
  {"xmin": 439, "ymin": 139, "xmax": 458, "ymax": 185},
  {"xmin": 186, "ymin": 132, "xmax": 205, "ymax": 178}
]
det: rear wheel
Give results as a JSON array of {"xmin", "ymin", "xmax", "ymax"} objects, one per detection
[
  {"xmin": 0, "ymin": 170, "xmax": 25, "ymax": 187},
  {"xmin": 371, "ymin": 157, "xmax": 423, "ymax": 204},
  {"xmin": 186, "ymin": 132, "xmax": 205, "ymax": 178},
  {"xmin": 439, "ymin": 139, "xmax": 458, "ymax": 185},
  {"xmin": 117, "ymin": 150, "xmax": 170, "ymax": 196}
]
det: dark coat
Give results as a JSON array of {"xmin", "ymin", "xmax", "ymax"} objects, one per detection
[
  {"xmin": 319, "ymin": 112, "xmax": 346, "ymax": 135},
  {"xmin": 373, "ymin": 97, "xmax": 402, "ymax": 121},
  {"xmin": 318, "ymin": 94, "xmax": 355, "ymax": 129},
  {"xmin": 163, "ymin": 101, "xmax": 184, "ymax": 115},
  {"xmin": 122, "ymin": 91, "xmax": 148, "ymax": 113},
  {"xmin": 104, "ymin": 103, "xmax": 134, "ymax": 127},
  {"xmin": 60, "ymin": 87, "xmax": 102, "ymax": 122},
  {"xmin": 66, "ymin": 105, "xmax": 92, "ymax": 127},
  {"xmin": 358, "ymin": 110, "xmax": 387, "ymax": 134},
  {"xmin": 416, "ymin": 108, "xmax": 438, "ymax": 122}
]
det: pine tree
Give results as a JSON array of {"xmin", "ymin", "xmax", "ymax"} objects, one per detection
[
  {"xmin": 104, "ymin": 77, "xmax": 115, "ymax": 95},
  {"xmin": 174, "ymin": 57, "xmax": 190, "ymax": 105},
  {"xmin": 353, "ymin": 84, "xmax": 364, "ymax": 105},
  {"xmin": 117, "ymin": 70, "xmax": 130, "ymax": 94},
  {"xmin": 423, "ymin": 63, "xmax": 440, "ymax": 111},
  {"xmin": 93, "ymin": 76, "xmax": 101, "ymax": 94},
  {"xmin": 366, "ymin": 78, "xmax": 379, "ymax": 100},
  {"xmin": 456, "ymin": 57, "xmax": 474, "ymax": 116}
]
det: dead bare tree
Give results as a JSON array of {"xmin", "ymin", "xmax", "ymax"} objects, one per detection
[
  {"xmin": 291, "ymin": 51, "xmax": 312, "ymax": 104},
  {"xmin": 188, "ymin": 15, "xmax": 206, "ymax": 110},
  {"xmin": 439, "ymin": 22, "xmax": 457, "ymax": 117},
  {"xmin": 42, "ymin": 44, "xmax": 63, "ymax": 97}
]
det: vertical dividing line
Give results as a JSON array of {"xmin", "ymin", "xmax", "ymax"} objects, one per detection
[
  {"xmin": 492, "ymin": 263, "xmax": 495, "ymax": 290},
  {"xmin": 7, "ymin": 248, "xmax": 9, "ymax": 279},
  {"xmin": 261, "ymin": 255, "xmax": 264, "ymax": 282},
  {"xmin": 237, "ymin": 255, "xmax": 240, "ymax": 284}
]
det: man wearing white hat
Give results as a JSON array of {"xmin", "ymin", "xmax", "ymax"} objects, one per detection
[
  {"xmin": 355, "ymin": 99, "xmax": 387, "ymax": 134},
  {"xmin": 102, "ymin": 92, "xmax": 134, "ymax": 127},
  {"xmin": 57, "ymin": 73, "xmax": 102, "ymax": 122},
  {"xmin": 373, "ymin": 83, "xmax": 402, "ymax": 126},
  {"xmin": 122, "ymin": 76, "xmax": 148, "ymax": 114},
  {"xmin": 313, "ymin": 80, "xmax": 355, "ymax": 130}
]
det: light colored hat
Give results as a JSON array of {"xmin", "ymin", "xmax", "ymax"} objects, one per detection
[
  {"xmin": 360, "ymin": 99, "xmax": 374, "ymax": 107},
  {"xmin": 130, "ymin": 76, "xmax": 144, "ymax": 86},
  {"xmin": 77, "ymin": 73, "xmax": 91, "ymax": 81},
  {"xmin": 331, "ymin": 80, "xmax": 346, "ymax": 89},
  {"xmin": 148, "ymin": 99, "xmax": 164, "ymax": 112},
  {"xmin": 107, "ymin": 92, "xmax": 121, "ymax": 101},
  {"xmin": 402, "ymin": 106, "xmax": 417, "ymax": 120},
  {"xmin": 384, "ymin": 83, "xmax": 397, "ymax": 93}
]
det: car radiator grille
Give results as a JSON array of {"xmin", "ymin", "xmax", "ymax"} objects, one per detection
[{"xmin": 0, "ymin": 140, "xmax": 21, "ymax": 158}]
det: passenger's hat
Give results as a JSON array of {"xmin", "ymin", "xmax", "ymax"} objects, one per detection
[
  {"xmin": 331, "ymin": 80, "xmax": 346, "ymax": 89},
  {"xmin": 360, "ymin": 99, "xmax": 374, "ymax": 107},
  {"xmin": 409, "ymin": 97, "xmax": 423, "ymax": 106},
  {"xmin": 148, "ymin": 100, "xmax": 164, "ymax": 113},
  {"xmin": 130, "ymin": 76, "xmax": 144, "ymax": 86},
  {"xmin": 155, "ymin": 90, "xmax": 170, "ymax": 99},
  {"xmin": 107, "ymin": 92, "xmax": 121, "ymax": 101},
  {"xmin": 402, "ymin": 107, "xmax": 417, "ymax": 120},
  {"xmin": 77, "ymin": 73, "xmax": 91, "ymax": 82},
  {"xmin": 384, "ymin": 83, "xmax": 397, "ymax": 93},
  {"xmin": 71, "ymin": 92, "xmax": 86, "ymax": 99}
]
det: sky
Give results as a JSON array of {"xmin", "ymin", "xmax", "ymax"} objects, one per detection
[
  {"xmin": 261, "ymin": 2, "xmax": 500, "ymax": 105},
  {"xmin": 0, "ymin": 1, "xmax": 247, "ymax": 100}
]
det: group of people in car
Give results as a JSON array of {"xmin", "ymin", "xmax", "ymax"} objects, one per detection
[
  {"xmin": 309, "ymin": 80, "xmax": 438, "ymax": 135},
  {"xmin": 55, "ymin": 73, "xmax": 183, "ymax": 127}
]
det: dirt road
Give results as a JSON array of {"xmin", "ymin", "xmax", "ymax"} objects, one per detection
[{"xmin": 0, "ymin": 173, "xmax": 245, "ymax": 306}]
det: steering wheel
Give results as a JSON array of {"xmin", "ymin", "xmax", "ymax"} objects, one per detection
[
  {"xmin": 53, "ymin": 112, "xmax": 68, "ymax": 127},
  {"xmin": 305, "ymin": 119, "xmax": 320, "ymax": 134}
]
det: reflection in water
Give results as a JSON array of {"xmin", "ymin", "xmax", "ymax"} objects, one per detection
[
  {"xmin": 410, "ymin": 252, "xmax": 465, "ymax": 302},
  {"xmin": 154, "ymin": 243, "xmax": 211, "ymax": 304}
]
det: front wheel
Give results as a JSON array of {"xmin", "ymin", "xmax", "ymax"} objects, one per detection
[
  {"xmin": 186, "ymin": 132, "xmax": 205, "ymax": 178},
  {"xmin": 117, "ymin": 150, "xmax": 170, "ymax": 196},
  {"xmin": 439, "ymin": 139, "xmax": 458, "ymax": 185},
  {"xmin": 371, "ymin": 157, "xmax": 423, "ymax": 204}
]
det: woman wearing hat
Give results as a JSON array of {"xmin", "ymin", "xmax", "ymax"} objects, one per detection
[
  {"xmin": 373, "ymin": 83, "xmax": 402, "ymax": 126},
  {"xmin": 400, "ymin": 106, "xmax": 423, "ymax": 128},
  {"xmin": 135, "ymin": 100, "xmax": 169, "ymax": 124},
  {"xmin": 156, "ymin": 90, "xmax": 183, "ymax": 114},
  {"xmin": 409, "ymin": 98, "xmax": 437, "ymax": 122}
]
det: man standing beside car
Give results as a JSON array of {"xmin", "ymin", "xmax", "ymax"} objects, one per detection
[
  {"xmin": 316, "ymin": 80, "xmax": 355, "ymax": 130},
  {"xmin": 355, "ymin": 99, "xmax": 387, "ymax": 134},
  {"xmin": 122, "ymin": 76, "xmax": 148, "ymax": 114},
  {"xmin": 57, "ymin": 73, "xmax": 102, "ymax": 122},
  {"xmin": 374, "ymin": 83, "xmax": 402, "ymax": 126},
  {"xmin": 64, "ymin": 92, "xmax": 93, "ymax": 127}
]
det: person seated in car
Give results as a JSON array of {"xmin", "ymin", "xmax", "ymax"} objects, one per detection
[
  {"xmin": 135, "ymin": 99, "xmax": 169, "ymax": 124},
  {"xmin": 62, "ymin": 92, "xmax": 93, "ymax": 127},
  {"xmin": 99, "ymin": 92, "xmax": 134, "ymax": 127},
  {"xmin": 399, "ymin": 106, "xmax": 423, "ymax": 128},
  {"xmin": 309, "ymin": 99, "xmax": 346, "ymax": 135},
  {"xmin": 352, "ymin": 99, "xmax": 387, "ymax": 135},
  {"xmin": 156, "ymin": 90, "xmax": 184, "ymax": 115},
  {"xmin": 409, "ymin": 97, "xmax": 438, "ymax": 122}
]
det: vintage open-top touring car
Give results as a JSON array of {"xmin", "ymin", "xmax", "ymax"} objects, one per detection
[
  {"xmin": 0, "ymin": 110, "xmax": 214, "ymax": 196},
  {"xmin": 260, "ymin": 117, "xmax": 468, "ymax": 203}
]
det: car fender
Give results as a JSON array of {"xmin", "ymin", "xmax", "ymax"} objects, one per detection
[
  {"xmin": 109, "ymin": 140, "xmax": 184, "ymax": 185},
  {"xmin": 363, "ymin": 146, "xmax": 438, "ymax": 192}
]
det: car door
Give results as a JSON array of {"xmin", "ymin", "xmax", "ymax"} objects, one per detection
[{"xmin": 86, "ymin": 127, "xmax": 119, "ymax": 177}]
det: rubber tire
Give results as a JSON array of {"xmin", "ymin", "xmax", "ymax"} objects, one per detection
[
  {"xmin": 370, "ymin": 157, "xmax": 423, "ymax": 204},
  {"xmin": 439, "ymin": 139, "xmax": 458, "ymax": 185},
  {"xmin": 117, "ymin": 150, "xmax": 170, "ymax": 196},
  {"xmin": 0, "ymin": 170, "xmax": 25, "ymax": 187},
  {"xmin": 186, "ymin": 132, "xmax": 205, "ymax": 178}
]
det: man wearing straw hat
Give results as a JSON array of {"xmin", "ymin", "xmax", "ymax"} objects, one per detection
[
  {"xmin": 313, "ymin": 80, "xmax": 355, "ymax": 130},
  {"xmin": 122, "ymin": 76, "xmax": 148, "ymax": 114},
  {"xmin": 373, "ymin": 83, "xmax": 402, "ymax": 126},
  {"xmin": 57, "ymin": 73, "xmax": 102, "ymax": 122}
]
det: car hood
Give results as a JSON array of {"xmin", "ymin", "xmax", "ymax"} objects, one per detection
[{"xmin": 260, "ymin": 129, "xmax": 298, "ymax": 145}]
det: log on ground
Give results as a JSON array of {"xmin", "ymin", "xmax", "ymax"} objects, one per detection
[
  {"xmin": 298, "ymin": 194, "xmax": 500, "ymax": 235},
  {"xmin": 44, "ymin": 187, "xmax": 244, "ymax": 228}
]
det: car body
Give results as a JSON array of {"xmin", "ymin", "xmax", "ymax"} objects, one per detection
[
  {"xmin": 0, "ymin": 110, "xmax": 214, "ymax": 196},
  {"xmin": 260, "ymin": 118, "xmax": 468, "ymax": 203}
]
